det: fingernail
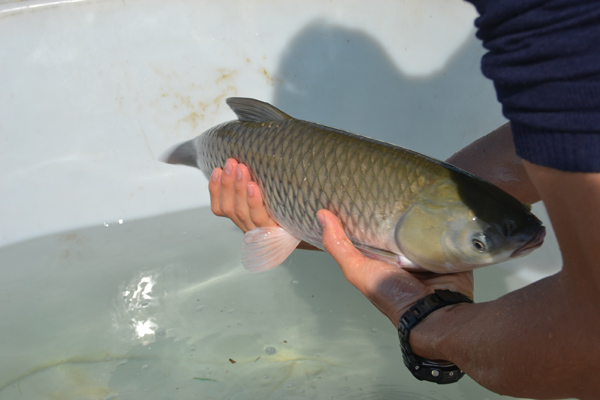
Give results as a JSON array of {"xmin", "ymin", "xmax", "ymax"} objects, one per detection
[
  {"xmin": 236, "ymin": 166, "xmax": 242, "ymax": 180},
  {"xmin": 224, "ymin": 160, "xmax": 232, "ymax": 175},
  {"xmin": 210, "ymin": 169, "xmax": 219, "ymax": 182},
  {"xmin": 247, "ymin": 183, "xmax": 254, "ymax": 197},
  {"xmin": 317, "ymin": 211, "xmax": 326, "ymax": 227}
]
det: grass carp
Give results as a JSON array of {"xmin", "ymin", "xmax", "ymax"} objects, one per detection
[{"xmin": 164, "ymin": 98, "xmax": 545, "ymax": 274}]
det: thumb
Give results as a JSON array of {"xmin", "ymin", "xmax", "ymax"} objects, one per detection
[{"xmin": 317, "ymin": 210, "xmax": 367, "ymax": 278}]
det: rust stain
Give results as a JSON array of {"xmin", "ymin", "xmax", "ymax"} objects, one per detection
[
  {"xmin": 215, "ymin": 85, "xmax": 238, "ymax": 106},
  {"xmin": 216, "ymin": 68, "xmax": 237, "ymax": 85},
  {"xmin": 180, "ymin": 111, "xmax": 203, "ymax": 129},
  {"xmin": 196, "ymin": 85, "xmax": 238, "ymax": 113},
  {"xmin": 173, "ymin": 93, "xmax": 194, "ymax": 110},
  {"xmin": 170, "ymin": 68, "xmax": 239, "ymax": 129},
  {"xmin": 261, "ymin": 67, "xmax": 282, "ymax": 87}
]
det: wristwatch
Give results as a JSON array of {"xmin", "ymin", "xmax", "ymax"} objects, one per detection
[{"xmin": 398, "ymin": 289, "xmax": 473, "ymax": 384}]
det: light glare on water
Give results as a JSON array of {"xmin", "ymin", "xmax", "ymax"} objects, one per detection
[{"xmin": 0, "ymin": 207, "xmax": 557, "ymax": 399}]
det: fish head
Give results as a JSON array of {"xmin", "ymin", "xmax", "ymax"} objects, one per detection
[{"xmin": 395, "ymin": 173, "xmax": 545, "ymax": 273}]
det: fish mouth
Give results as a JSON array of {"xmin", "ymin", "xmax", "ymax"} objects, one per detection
[{"xmin": 511, "ymin": 226, "xmax": 546, "ymax": 258}]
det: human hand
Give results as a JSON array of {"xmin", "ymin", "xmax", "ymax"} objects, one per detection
[
  {"xmin": 208, "ymin": 158, "xmax": 320, "ymax": 251},
  {"xmin": 317, "ymin": 209, "xmax": 474, "ymax": 326},
  {"xmin": 208, "ymin": 158, "xmax": 278, "ymax": 233}
]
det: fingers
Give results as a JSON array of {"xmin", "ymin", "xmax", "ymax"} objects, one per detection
[
  {"xmin": 208, "ymin": 158, "xmax": 277, "ymax": 233},
  {"xmin": 233, "ymin": 162, "xmax": 252, "ymax": 229},
  {"xmin": 209, "ymin": 167, "xmax": 224, "ymax": 216},
  {"xmin": 212, "ymin": 159, "xmax": 243, "ymax": 230},
  {"xmin": 247, "ymin": 181, "xmax": 278, "ymax": 229},
  {"xmin": 417, "ymin": 270, "xmax": 475, "ymax": 300},
  {"xmin": 218, "ymin": 158, "xmax": 251, "ymax": 231},
  {"xmin": 317, "ymin": 209, "xmax": 370, "ymax": 285},
  {"xmin": 317, "ymin": 208, "xmax": 407, "ymax": 293}
]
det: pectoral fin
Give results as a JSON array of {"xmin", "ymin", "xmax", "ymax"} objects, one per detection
[
  {"xmin": 353, "ymin": 243, "xmax": 421, "ymax": 270},
  {"xmin": 241, "ymin": 227, "xmax": 301, "ymax": 273},
  {"xmin": 353, "ymin": 243, "xmax": 399, "ymax": 265}
]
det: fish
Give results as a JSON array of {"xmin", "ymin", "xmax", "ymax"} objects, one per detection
[{"xmin": 164, "ymin": 97, "xmax": 545, "ymax": 274}]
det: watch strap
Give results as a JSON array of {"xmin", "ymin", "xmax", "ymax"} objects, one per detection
[{"xmin": 398, "ymin": 289, "xmax": 473, "ymax": 384}]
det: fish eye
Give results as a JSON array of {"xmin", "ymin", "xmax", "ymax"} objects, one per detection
[{"xmin": 472, "ymin": 233, "xmax": 488, "ymax": 253}]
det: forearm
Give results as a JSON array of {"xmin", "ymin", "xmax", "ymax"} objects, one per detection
[
  {"xmin": 446, "ymin": 123, "xmax": 540, "ymax": 205},
  {"xmin": 412, "ymin": 273, "xmax": 597, "ymax": 399}
]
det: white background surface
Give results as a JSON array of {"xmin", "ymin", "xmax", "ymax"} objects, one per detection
[{"xmin": 0, "ymin": 0, "xmax": 497, "ymax": 246}]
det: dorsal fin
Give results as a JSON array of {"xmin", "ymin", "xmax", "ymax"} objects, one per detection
[{"xmin": 226, "ymin": 97, "xmax": 292, "ymax": 122}]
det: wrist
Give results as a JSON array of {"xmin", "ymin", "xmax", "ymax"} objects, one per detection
[
  {"xmin": 398, "ymin": 290, "xmax": 473, "ymax": 384},
  {"xmin": 409, "ymin": 302, "xmax": 470, "ymax": 360}
]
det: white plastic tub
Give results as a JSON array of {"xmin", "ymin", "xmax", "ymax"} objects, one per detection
[{"xmin": 0, "ymin": 1, "xmax": 562, "ymax": 399}]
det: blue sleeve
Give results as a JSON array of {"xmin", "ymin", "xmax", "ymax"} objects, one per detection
[{"xmin": 466, "ymin": 0, "xmax": 600, "ymax": 172}]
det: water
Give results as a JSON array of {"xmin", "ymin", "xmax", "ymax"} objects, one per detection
[{"xmin": 0, "ymin": 207, "xmax": 550, "ymax": 399}]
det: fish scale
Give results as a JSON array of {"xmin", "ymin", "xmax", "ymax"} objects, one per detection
[
  {"xmin": 197, "ymin": 117, "xmax": 435, "ymax": 251},
  {"xmin": 165, "ymin": 97, "xmax": 545, "ymax": 273}
]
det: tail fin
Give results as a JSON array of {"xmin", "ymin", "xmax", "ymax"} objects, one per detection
[{"xmin": 161, "ymin": 140, "xmax": 198, "ymax": 168}]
